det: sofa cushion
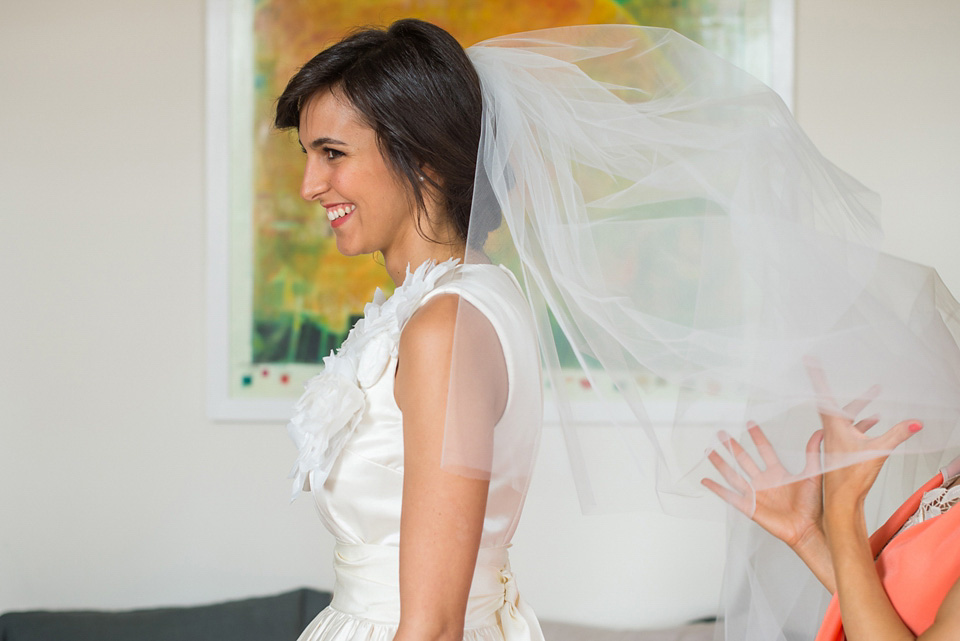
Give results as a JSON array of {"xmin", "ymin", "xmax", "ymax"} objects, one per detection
[{"xmin": 0, "ymin": 588, "xmax": 331, "ymax": 641}]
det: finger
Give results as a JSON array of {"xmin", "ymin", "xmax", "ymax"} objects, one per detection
[
  {"xmin": 746, "ymin": 422, "xmax": 782, "ymax": 470},
  {"xmin": 719, "ymin": 429, "xmax": 763, "ymax": 477},
  {"xmin": 803, "ymin": 356, "xmax": 840, "ymax": 415},
  {"xmin": 873, "ymin": 420, "xmax": 923, "ymax": 453},
  {"xmin": 701, "ymin": 478, "xmax": 754, "ymax": 516},
  {"xmin": 843, "ymin": 384, "xmax": 882, "ymax": 418},
  {"xmin": 707, "ymin": 449, "xmax": 752, "ymax": 494},
  {"xmin": 854, "ymin": 414, "xmax": 880, "ymax": 434},
  {"xmin": 801, "ymin": 429, "xmax": 824, "ymax": 477}
]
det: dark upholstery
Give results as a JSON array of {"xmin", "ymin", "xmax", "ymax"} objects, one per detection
[{"xmin": 0, "ymin": 588, "xmax": 331, "ymax": 641}]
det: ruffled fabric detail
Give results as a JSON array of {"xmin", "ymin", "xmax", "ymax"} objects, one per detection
[
  {"xmin": 297, "ymin": 606, "xmax": 505, "ymax": 641},
  {"xmin": 901, "ymin": 484, "xmax": 960, "ymax": 532},
  {"xmin": 287, "ymin": 258, "xmax": 460, "ymax": 500}
]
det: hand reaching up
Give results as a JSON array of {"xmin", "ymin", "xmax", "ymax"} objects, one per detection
[
  {"xmin": 805, "ymin": 359, "xmax": 922, "ymax": 509},
  {"xmin": 701, "ymin": 385, "xmax": 884, "ymax": 593},
  {"xmin": 703, "ymin": 423, "xmax": 825, "ymax": 551}
]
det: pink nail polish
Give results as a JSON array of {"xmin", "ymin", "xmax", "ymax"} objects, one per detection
[{"xmin": 909, "ymin": 422, "xmax": 923, "ymax": 433}]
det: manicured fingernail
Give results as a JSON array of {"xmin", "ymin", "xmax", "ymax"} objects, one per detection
[{"xmin": 909, "ymin": 422, "xmax": 923, "ymax": 433}]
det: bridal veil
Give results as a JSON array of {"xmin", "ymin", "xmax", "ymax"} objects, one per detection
[{"xmin": 437, "ymin": 25, "xmax": 960, "ymax": 640}]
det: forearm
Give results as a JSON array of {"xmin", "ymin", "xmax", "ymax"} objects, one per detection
[
  {"xmin": 825, "ymin": 502, "xmax": 915, "ymax": 641},
  {"xmin": 395, "ymin": 478, "xmax": 485, "ymax": 641},
  {"xmin": 394, "ymin": 476, "xmax": 486, "ymax": 641},
  {"xmin": 396, "ymin": 463, "xmax": 486, "ymax": 641}
]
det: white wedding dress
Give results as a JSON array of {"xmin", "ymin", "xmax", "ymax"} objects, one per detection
[{"xmin": 288, "ymin": 260, "xmax": 544, "ymax": 641}]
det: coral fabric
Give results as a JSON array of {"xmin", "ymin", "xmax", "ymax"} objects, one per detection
[{"xmin": 815, "ymin": 471, "xmax": 960, "ymax": 640}]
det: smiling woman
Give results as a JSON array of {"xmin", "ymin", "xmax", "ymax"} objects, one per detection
[{"xmin": 274, "ymin": 19, "xmax": 544, "ymax": 641}]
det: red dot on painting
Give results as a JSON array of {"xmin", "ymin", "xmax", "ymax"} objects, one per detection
[
  {"xmin": 579, "ymin": 378, "xmax": 591, "ymax": 390},
  {"xmin": 261, "ymin": 368, "xmax": 269, "ymax": 377},
  {"xmin": 281, "ymin": 374, "xmax": 290, "ymax": 384}
]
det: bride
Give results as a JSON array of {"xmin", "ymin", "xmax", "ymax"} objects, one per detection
[{"xmin": 276, "ymin": 18, "xmax": 543, "ymax": 641}]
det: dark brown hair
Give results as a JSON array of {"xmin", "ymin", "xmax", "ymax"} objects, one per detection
[{"xmin": 275, "ymin": 19, "xmax": 491, "ymax": 246}]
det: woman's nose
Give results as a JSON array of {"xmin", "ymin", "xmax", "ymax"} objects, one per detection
[{"xmin": 300, "ymin": 159, "xmax": 330, "ymax": 202}]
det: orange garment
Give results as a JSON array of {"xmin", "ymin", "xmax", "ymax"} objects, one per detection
[{"xmin": 815, "ymin": 471, "xmax": 960, "ymax": 640}]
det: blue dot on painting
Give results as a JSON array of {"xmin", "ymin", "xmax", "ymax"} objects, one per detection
[{"xmin": 242, "ymin": 375, "xmax": 253, "ymax": 386}]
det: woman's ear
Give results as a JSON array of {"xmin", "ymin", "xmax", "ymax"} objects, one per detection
[
  {"xmin": 414, "ymin": 164, "xmax": 461, "ymax": 243},
  {"xmin": 416, "ymin": 164, "xmax": 445, "ymax": 213},
  {"xmin": 418, "ymin": 163, "xmax": 441, "ymax": 189}
]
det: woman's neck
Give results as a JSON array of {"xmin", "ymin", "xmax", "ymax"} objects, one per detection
[{"xmin": 383, "ymin": 241, "xmax": 466, "ymax": 286}]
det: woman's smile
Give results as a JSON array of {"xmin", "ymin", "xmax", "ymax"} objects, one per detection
[{"xmin": 325, "ymin": 203, "xmax": 356, "ymax": 228}]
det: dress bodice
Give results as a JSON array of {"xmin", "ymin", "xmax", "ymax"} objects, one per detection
[{"xmin": 307, "ymin": 262, "xmax": 542, "ymax": 548}]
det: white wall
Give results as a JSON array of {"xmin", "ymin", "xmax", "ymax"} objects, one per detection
[
  {"xmin": 1, "ymin": 0, "xmax": 958, "ymax": 631},
  {"xmin": 794, "ymin": 0, "xmax": 960, "ymax": 292}
]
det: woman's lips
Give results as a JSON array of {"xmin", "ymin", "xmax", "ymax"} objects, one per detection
[
  {"xmin": 330, "ymin": 211, "xmax": 352, "ymax": 228},
  {"xmin": 325, "ymin": 203, "xmax": 356, "ymax": 228}
]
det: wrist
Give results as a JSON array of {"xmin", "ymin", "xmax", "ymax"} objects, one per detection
[
  {"xmin": 823, "ymin": 482, "xmax": 867, "ymax": 513},
  {"xmin": 824, "ymin": 501, "xmax": 867, "ymax": 541},
  {"xmin": 792, "ymin": 523, "xmax": 827, "ymax": 555},
  {"xmin": 788, "ymin": 524, "xmax": 837, "ymax": 593}
]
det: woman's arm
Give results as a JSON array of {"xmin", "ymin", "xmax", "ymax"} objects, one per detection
[
  {"xmin": 393, "ymin": 294, "xmax": 507, "ymax": 641},
  {"xmin": 926, "ymin": 578, "xmax": 960, "ymax": 639},
  {"xmin": 817, "ymin": 406, "xmax": 925, "ymax": 640},
  {"xmin": 824, "ymin": 499, "xmax": 914, "ymax": 640},
  {"xmin": 809, "ymin": 359, "xmax": 958, "ymax": 641},
  {"xmin": 824, "ymin": 479, "xmax": 960, "ymax": 641}
]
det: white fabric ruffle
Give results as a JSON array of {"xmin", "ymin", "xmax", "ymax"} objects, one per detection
[
  {"xmin": 900, "ymin": 465, "xmax": 960, "ymax": 533},
  {"xmin": 286, "ymin": 258, "xmax": 460, "ymax": 499}
]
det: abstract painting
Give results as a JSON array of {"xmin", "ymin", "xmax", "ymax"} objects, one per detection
[{"xmin": 207, "ymin": 0, "xmax": 793, "ymax": 419}]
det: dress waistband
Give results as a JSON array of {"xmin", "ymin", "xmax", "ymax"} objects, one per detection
[{"xmin": 330, "ymin": 542, "xmax": 542, "ymax": 639}]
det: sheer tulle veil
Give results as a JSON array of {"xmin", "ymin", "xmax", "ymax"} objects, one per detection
[{"xmin": 439, "ymin": 25, "xmax": 960, "ymax": 640}]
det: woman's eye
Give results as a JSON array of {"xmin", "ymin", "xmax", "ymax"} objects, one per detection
[{"xmin": 324, "ymin": 148, "xmax": 344, "ymax": 160}]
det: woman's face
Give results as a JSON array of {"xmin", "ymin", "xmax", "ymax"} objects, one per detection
[{"xmin": 298, "ymin": 90, "xmax": 417, "ymax": 258}]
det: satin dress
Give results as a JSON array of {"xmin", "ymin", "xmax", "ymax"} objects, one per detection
[{"xmin": 288, "ymin": 261, "xmax": 544, "ymax": 641}]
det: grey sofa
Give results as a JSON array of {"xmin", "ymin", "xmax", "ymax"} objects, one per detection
[
  {"xmin": 0, "ymin": 590, "xmax": 717, "ymax": 641},
  {"xmin": 0, "ymin": 588, "xmax": 331, "ymax": 641}
]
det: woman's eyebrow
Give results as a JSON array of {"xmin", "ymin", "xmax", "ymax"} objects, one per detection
[{"xmin": 304, "ymin": 136, "xmax": 347, "ymax": 149}]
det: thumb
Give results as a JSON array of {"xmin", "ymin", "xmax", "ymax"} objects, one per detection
[{"xmin": 874, "ymin": 419, "xmax": 923, "ymax": 453}]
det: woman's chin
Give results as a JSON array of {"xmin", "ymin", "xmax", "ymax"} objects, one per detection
[{"xmin": 333, "ymin": 237, "xmax": 364, "ymax": 257}]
